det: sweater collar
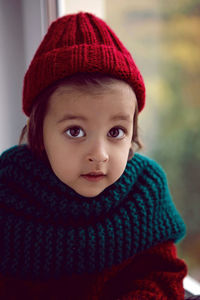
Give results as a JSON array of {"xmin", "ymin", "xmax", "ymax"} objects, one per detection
[
  {"xmin": 0, "ymin": 145, "xmax": 185, "ymax": 280},
  {"xmin": 0, "ymin": 145, "xmax": 139, "ymax": 223}
]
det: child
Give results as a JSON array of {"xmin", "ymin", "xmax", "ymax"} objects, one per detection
[{"xmin": 0, "ymin": 12, "xmax": 187, "ymax": 300}]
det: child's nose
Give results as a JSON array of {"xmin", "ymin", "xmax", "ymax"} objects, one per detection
[{"xmin": 86, "ymin": 140, "xmax": 109, "ymax": 163}]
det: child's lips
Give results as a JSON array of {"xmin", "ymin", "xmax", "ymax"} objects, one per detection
[{"xmin": 81, "ymin": 172, "xmax": 106, "ymax": 182}]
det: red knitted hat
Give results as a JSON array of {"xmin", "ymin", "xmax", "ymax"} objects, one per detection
[{"xmin": 23, "ymin": 12, "xmax": 145, "ymax": 116}]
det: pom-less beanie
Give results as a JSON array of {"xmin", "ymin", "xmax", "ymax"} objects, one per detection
[{"xmin": 22, "ymin": 12, "xmax": 145, "ymax": 116}]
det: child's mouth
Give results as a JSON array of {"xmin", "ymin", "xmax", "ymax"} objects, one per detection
[{"xmin": 81, "ymin": 173, "xmax": 106, "ymax": 182}]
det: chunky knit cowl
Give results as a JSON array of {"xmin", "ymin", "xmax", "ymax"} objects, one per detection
[{"xmin": 0, "ymin": 145, "xmax": 186, "ymax": 281}]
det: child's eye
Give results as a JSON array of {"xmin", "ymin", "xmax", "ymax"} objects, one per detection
[
  {"xmin": 108, "ymin": 127, "xmax": 125, "ymax": 139},
  {"xmin": 65, "ymin": 126, "xmax": 85, "ymax": 138}
]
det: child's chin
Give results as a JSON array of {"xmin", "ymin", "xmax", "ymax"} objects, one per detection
[{"xmin": 76, "ymin": 188, "xmax": 105, "ymax": 198}]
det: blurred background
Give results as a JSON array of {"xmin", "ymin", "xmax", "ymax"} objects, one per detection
[{"xmin": 0, "ymin": 0, "xmax": 200, "ymax": 286}]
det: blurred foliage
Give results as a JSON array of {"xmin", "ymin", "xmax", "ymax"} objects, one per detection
[{"xmin": 107, "ymin": 0, "xmax": 200, "ymax": 280}]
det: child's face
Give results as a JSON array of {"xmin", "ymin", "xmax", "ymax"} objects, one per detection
[{"xmin": 43, "ymin": 81, "xmax": 136, "ymax": 197}]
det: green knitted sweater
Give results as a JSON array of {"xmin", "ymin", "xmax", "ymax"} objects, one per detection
[{"xmin": 0, "ymin": 145, "xmax": 186, "ymax": 280}]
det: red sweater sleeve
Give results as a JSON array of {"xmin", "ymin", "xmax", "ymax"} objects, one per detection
[
  {"xmin": 100, "ymin": 241, "xmax": 187, "ymax": 300},
  {"xmin": 0, "ymin": 242, "xmax": 187, "ymax": 300}
]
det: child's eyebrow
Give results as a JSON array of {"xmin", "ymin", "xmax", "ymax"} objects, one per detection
[
  {"xmin": 111, "ymin": 114, "xmax": 132, "ymax": 122},
  {"xmin": 57, "ymin": 113, "xmax": 132, "ymax": 123},
  {"xmin": 57, "ymin": 114, "xmax": 87, "ymax": 123}
]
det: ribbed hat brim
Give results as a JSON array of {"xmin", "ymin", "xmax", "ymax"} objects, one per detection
[{"xmin": 23, "ymin": 45, "xmax": 145, "ymax": 116}]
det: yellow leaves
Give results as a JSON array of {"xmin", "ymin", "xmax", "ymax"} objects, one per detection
[
  {"xmin": 161, "ymin": 16, "xmax": 200, "ymax": 71},
  {"xmin": 145, "ymin": 78, "xmax": 174, "ymax": 110},
  {"xmin": 167, "ymin": 43, "xmax": 200, "ymax": 70}
]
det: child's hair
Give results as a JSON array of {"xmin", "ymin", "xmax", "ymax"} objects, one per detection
[{"xmin": 19, "ymin": 72, "xmax": 143, "ymax": 162}]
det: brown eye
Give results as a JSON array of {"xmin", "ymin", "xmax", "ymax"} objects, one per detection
[
  {"xmin": 66, "ymin": 126, "xmax": 84, "ymax": 138},
  {"xmin": 108, "ymin": 127, "xmax": 125, "ymax": 138}
]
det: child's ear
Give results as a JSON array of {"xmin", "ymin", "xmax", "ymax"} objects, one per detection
[{"xmin": 128, "ymin": 147, "xmax": 134, "ymax": 160}]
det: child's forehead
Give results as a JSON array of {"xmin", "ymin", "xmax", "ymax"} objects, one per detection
[
  {"xmin": 51, "ymin": 79, "xmax": 136, "ymax": 103},
  {"xmin": 47, "ymin": 83, "xmax": 136, "ymax": 122}
]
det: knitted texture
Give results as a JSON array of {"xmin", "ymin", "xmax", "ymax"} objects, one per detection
[
  {"xmin": 0, "ymin": 241, "xmax": 187, "ymax": 299},
  {"xmin": 22, "ymin": 12, "xmax": 145, "ymax": 116},
  {"xmin": 0, "ymin": 145, "xmax": 186, "ymax": 280}
]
